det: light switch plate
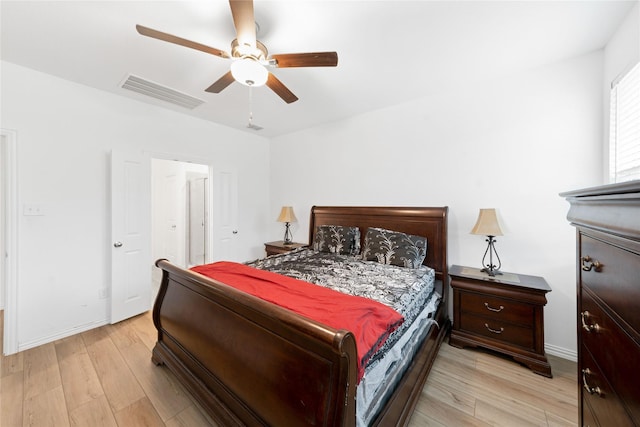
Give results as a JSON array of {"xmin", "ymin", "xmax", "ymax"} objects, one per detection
[{"xmin": 23, "ymin": 204, "xmax": 45, "ymax": 216}]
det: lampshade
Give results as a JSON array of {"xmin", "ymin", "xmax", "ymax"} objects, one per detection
[
  {"xmin": 277, "ymin": 206, "xmax": 297, "ymax": 223},
  {"xmin": 470, "ymin": 208, "xmax": 503, "ymax": 236},
  {"xmin": 230, "ymin": 58, "xmax": 268, "ymax": 87}
]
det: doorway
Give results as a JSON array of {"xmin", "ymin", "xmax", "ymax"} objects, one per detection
[{"xmin": 151, "ymin": 158, "xmax": 210, "ymax": 295}]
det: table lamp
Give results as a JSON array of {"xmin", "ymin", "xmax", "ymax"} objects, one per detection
[
  {"xmin": 470, "ymin": 208, "xmax": 504, "ymax": 276},
  {"xmin": 277, "ymin": 206, "xmax": 297, "ymax": 245}
]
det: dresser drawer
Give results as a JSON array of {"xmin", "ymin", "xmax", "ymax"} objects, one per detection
[
  {"xmin": 580, "ymin": 234, "xmax": 640, "ymax": 335},
  {"xmin": 459, "ymin": 291, "xmax": 534, "ymax": 327},
  {"xmin": 582, "ymin": 399, "xmax": 599, "ymax": 427},
  {"xmin": 580, "ymin": 344, "xmax": 634, "ymax": 427},
  {"xmin": 459, "ymin": 312, "xmax": 534, "ymax": 350},
  {"xmin": 581, "ymin": 288, "xmax": 640, "ymax": 422}
]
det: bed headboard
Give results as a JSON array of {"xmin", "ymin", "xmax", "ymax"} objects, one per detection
[{"xmin": 308, "ymin": 206, "xmax": 449, "ymax": 284}]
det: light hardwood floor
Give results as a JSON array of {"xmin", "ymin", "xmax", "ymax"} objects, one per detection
[{"xmin": 0, "ymin": 311, "xmax": 577, "ymax": 426}]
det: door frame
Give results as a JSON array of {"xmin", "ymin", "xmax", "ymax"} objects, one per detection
[
  {"xmin": 1, "ymin": 129, "xmax": 18, "ymax": 355},
  {"xmin": 150, "ymin": 151, "xmax": 214, "ymax": 266}
]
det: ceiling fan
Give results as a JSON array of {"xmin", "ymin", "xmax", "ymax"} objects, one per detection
[{"xmin": 136, "ymin": 0, "xmax": 338, "ymax": 104}]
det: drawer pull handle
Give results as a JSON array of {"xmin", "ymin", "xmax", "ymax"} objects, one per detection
[
  {"xmin": 581, "ymin": 256, "xmax": 602, "ymax": 272},
  {"xmin": 484, "ymin": 302, "xmax": 504, "ymax": 312},
  {"xmin": 582, "ymin": 368, "xmax": 604, "ymax": 397},
  {"xmin": 580, "ymin": 311, "xmax": 601, "ymax": 333},
  {"xmin": 484, "ymin": 323, "xmax": 504, "ymax": 334}
]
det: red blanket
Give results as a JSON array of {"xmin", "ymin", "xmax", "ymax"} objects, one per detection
[{"xmin": 191, "ymin": 261, "xmax": 404, "ymax": 382}]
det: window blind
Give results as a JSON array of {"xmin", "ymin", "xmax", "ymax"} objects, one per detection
[{"xmin": 609, "ymin": 61, "xmax": 640, "ymax": 183}]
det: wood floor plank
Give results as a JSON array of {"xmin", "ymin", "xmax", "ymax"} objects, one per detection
[
  {"xmin": 79, "ymin": 325, "xmax": 111, "ymax": 348},
  {"xmin": 421, "ymin": 374, "xmax": 477, "ymax": 416},
  {"xmin": 412, "ymin": 391, "xmax": 492, "ymax": 427},
  {"xmin": 474, "ymin": 397, "xmax": 546, "ymax": 427},
  {"xmin": 56, "ymin": 338, "xmax": 105, "ymax": 411},
  {"xmin": 107, "ymin": 318, "xmax": 143, "ymax": 350},
  {"xmin": 114, "ymin": 397, "xmax": 164, "ymax": 427},
  {"xmin": 407, "ymin": 409, "xmax": 448, "ymax": 427},
  {"xmin": 468, "ymin": 351, "xmax": 578, "ymax": 423},
  {"xmin": 117, "ymin": 340, "xmax": 193, "ymax": 421},
  {"xmin": 165, "ymin": 404, "xmax": 220, "ymax": 427},
  {"xmin": 68, "ymin": 395, "xmax": 118, "ymax": 427},
  {"xmin": 546, "ymin": 410, "xmax": 579, "ymax": 427},
  {"xmin": 22, "ymin": 343, "xmax": 62, "ymax": 400},
  {"xmin": 434, "ymin": 350, "xmax": 563, "ymax": 415},
  {"xmin": 421, "ymin": 343, "xmax": 578, "ymax": 427},
  {"xmin": 1, "ymin": 370, "xmax": 24, "ymax": 427},
  {"xmin": 54, "ymin": 335, "xmax": 86, "ymax": 362},
  {"xmin": 1, "ymin": 349, "xmax": 24, "ymax": 377},
  {"xmin": 22, "ymin": 385, "xmax": 70, "ymax": 427},
  {"xmin": 83, "ymin": 332, "xmax": 146, "ymax": 412},
  {"xmin": 129, "ymin": 311, "xmax": 158, "ymax": 351}
]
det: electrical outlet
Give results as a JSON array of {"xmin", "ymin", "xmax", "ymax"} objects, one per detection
[
  {"xmin": 23, "ymin": 204, "xmax": 45, "ymax": 216},
  {"xmin": 98, "ymin": 288, "xmax": 108, "ymax": 299}
]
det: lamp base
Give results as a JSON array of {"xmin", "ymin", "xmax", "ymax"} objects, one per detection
[
  {"xmin": 480, "ymin": 235, "xmax": 502, "ymax": 277},
  {"xmin": 481, "ymin": 268, "xmax": 503, "ymax": 277},
  {"xmin": 283, "ymin": 222, "xmax": 293, "ymax": 245}
]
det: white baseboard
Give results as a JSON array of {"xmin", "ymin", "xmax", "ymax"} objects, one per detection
[
  {"xmin": 17, "ymin": 319, "xmax": 109, "ymax": 353},
  {"xmin": 545, "ymin": 343, "xmax": 577, "ymax": 362}
]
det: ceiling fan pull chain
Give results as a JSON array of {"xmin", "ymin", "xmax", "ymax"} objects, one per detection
[
  {"xmin": 248, "ymin": 85, "xmax": 254, "ymax": 126},
  {"xmin": 246, "ymin": 84, "xmax": 262, "ymax": 130}
]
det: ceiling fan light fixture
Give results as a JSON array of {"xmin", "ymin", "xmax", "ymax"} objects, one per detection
[
  {"xmin": 231, "ymin": 39, "xmax": 267, "ymax": 60},
  {"xmin": 231, "ymin": 58, "xmax": 268, "ymax": 87}
]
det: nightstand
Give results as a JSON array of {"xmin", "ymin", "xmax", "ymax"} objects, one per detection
[
  {"xmin": 449, "ymin": 264, "xmax": 552, "ymax": 377},
  {"xmin": 264, "ymin": 241, "xmax": 306, "ymax": 257}
]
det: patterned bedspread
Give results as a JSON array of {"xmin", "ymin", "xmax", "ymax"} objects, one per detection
[{"xmin": 247, "ymin": 248, "xmax": 437, "ymax": 364}]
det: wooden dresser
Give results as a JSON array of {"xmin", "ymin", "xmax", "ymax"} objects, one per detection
[{"xmin": 562, "ymin": 181, "xmax": 640, "ymax": 426}]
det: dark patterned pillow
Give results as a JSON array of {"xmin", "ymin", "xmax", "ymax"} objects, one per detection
[
  {"xmin": 361, "ymin": 227, "xmax": 427, "ymax": 268},
  {"xmin": 313, "ymin": 225, "xmax": 361, "ymax": 255}
]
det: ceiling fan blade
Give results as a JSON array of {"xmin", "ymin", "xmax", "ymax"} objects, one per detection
[
  {"xmin": 266, "ymin": 73, "xmax": 298, "ymax": 104},
  {"xmin": 271, "ymin": 52, "xmax": 338, "ymax": 68},
  {"xmin": 136, "ymin": 25, "xmax": 229, "ymax": 59},
  {"xmin": 229, "ymin": 0, "xmax": 256, "ymax": 48},
  {"xmin": 205, "ymin": 71, "xmax": 235, "ymax": 93}
]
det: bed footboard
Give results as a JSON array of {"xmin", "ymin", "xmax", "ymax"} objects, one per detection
[{"xmin": 152, "ymin": 259, "xmax": 358, "ymax": 426}]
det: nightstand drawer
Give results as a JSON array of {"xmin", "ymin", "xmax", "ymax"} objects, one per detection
[
  {"xmin": 459, "ymin": 292, "xmax": 534, "ymax": 327},
  {"xmin": 459, "ymin": 312, "xmax": 534, "ymax": 349}
]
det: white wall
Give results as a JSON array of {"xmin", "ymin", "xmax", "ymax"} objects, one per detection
[
  {"xmin": 270, "ymin": 51, "xmax": 605, "ymax": 358},
  {"xmin": 1, "ymin": 61, "xmax": 271, "ymax": 350},
  {"xmin": 603, "ymin": 2, "xmax": 640, "ymax": 181}
]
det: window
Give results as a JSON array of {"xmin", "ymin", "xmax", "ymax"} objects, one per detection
[{"xmin": 609, "ymin": 61, "xmax": 640, "ymax": 183}]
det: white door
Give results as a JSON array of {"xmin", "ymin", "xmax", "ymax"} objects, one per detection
[
  {"xmin": 212, "ymin": 170, "xmax": 238, "ymax": 261},
  {"xmin": 111, "ymin": 150, "xmax": 151, "ymax": 323}
]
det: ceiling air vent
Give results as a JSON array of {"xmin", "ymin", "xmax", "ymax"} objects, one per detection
[{"xmin": 120, "ymin": 74, "xmax": 204, "ymax": 109}]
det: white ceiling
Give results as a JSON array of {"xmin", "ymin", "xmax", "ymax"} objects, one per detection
[{"xmin": 1, "ymin": 1, "xmax": 636, "ymax": 137}]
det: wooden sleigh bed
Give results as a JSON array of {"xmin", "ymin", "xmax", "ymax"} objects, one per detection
[{"xmin": 152, "ymin": 206, "xmax": 450, "ymax": 426}]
